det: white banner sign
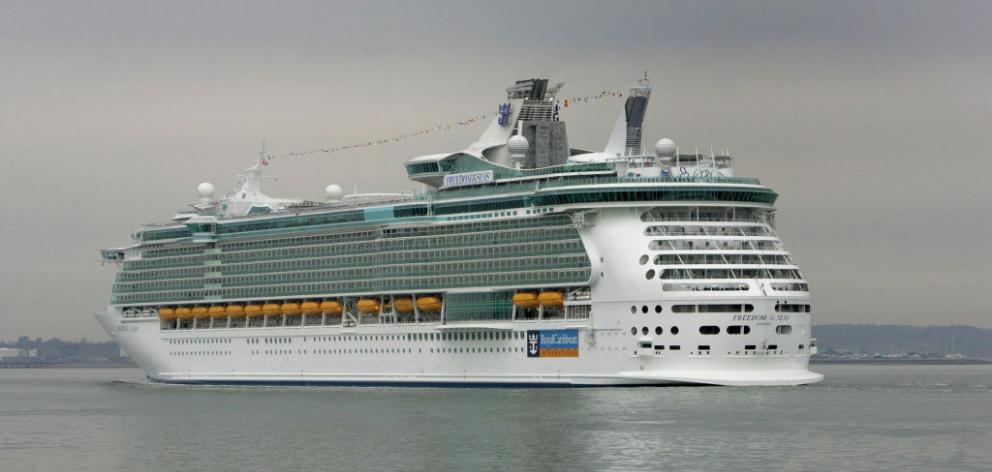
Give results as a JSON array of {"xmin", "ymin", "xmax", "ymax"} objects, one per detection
[{"xmin": 443, "ymin": 170, "xmax": 495, "ymax": 188}]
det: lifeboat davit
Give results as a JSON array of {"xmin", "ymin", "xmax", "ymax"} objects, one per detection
[
  {"xmin": 175, "ymin": 307, "xmax": 193, "ymax": 320},
  {"xmin": 244, "ymin": 304, "xmax": 263, "ymax": 317},
  {"xmin": 159, "ymin": 307, "xmax": 176, "ymax": 320},
  {"xmin": 300, "ymin": 301, "xmax": 320, "ymax": 315},
  {"xmin": 262, "ymin": 303, "xmax": 282, "ymax": 316},
  {"xmin": 282, "ymin": 302, "xmax": 302, "ymax": 316},
  {"xmin": 226, "ymin": 304, "xmax": 244, "ymax": 317},
  {"xmin": 357, "ymin": 298, "xmax": 381, "ymax": 314},
  {"xmin": 393, "ymin": 298, "xmax": 415, "ymax": 313},
  {"xmin": 192, "ymin": 306, "xmax": 210, "ymax": 319},
  {"xmin": 538, "ymin": 291, "xmax": 565, "ymax": 308},
  {"xmin": 415, "ymin": 296, "xmax": 443, "ymax": 312},
  {"xmin": 512, "ymin": 292, "xmax": 539, "ymax": 309},
  {"xmin": 320, "ymin": 300, "xmax": 343, "ymax": 315}
]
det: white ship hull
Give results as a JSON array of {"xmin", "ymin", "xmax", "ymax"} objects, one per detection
[
  {"xmin": 97, "ymin": 307, "xmax": 820, "ymax": 387},
  {"xmin": 98, "ymin": 206, "xmax": 822, "ymax": 387}
]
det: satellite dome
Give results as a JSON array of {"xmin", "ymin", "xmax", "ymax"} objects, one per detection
[
  {"xmin": 325, "ymin": 184, "xmax": 343, "ymax": 202},
  {"xmin": 507, "ymin": 134, "xmax": 529, "ymax": 156},
  {"xmin": 197, "ymin": 182, "xmax": 215, "ymax": 199},
  {"xmin": 655, "ymin": 138, "xmax": 676, "ymax": 157}
]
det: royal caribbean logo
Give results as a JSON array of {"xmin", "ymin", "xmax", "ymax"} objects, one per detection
[
  {"xmin": 526, "ymin": 329, "xmax": 579, "ymax": 358},
  {"xmin": 497, "ymin": 102, "xmax": 511, "ymax": 126}
]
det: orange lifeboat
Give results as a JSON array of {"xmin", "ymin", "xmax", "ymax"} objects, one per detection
[
  {"xmin": 300, "ymin": 301, "xmax": 320, "ymax": 315},
  {"xmin": 415, "ymin": 296, "xmax": 443, "ymax": 312},
  {"xmin": 159, "ymin": 307, "xmax": 176, "ymax": 320},
  {"xmin": 226, "ymin": 304, "xmax": 245, "ymax": 317},
  {"xmin": 393, "ymin": 298, "xmax": 415, "ymax": 313},
  {"xmin": 244, "ymin": 304, "xmax": 263, "ymax": 317},
  {"xmin": 512, "ymin": 292, "xmax": 539, "ymax": 309},
  {"xmin": 357, "ymin": 298, "xmax": 381, "ymax": 314},
  {"xmin": 282, "ymin": 302, "xmax": 301, "ymax": 316},
  {"xmin": 192, "ymin": 306, "xmax": 210, "ymax": 319},
  {"xmin": 262, "ymin": 303, "xmax": 282, "ymax": 316},
  {"xmin": 320, "ymin": 300, "xmax": 343, "ymax": 316},
  {"xmin": 209, "ymin": 305, "xmax": 227, "ymax": 318},
  {"xmin": 538, "ymin": 291, "xmax": 565, "ymax": 308},
  {"xmin": 175, "ymin": 307, "xmax": 193, "ymax": 320}
]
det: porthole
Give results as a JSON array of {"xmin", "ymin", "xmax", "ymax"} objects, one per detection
[
  {"xmin": 630, "ymin": 306, "xmax": 637, "ymax": 314},
  {"xmin": 699, "ymin": 326, "xmax": 720, "ymax": 335},
  {"xmin": 639, "ymin": 255, "xmax": 649, "ymax": 265},
  {"xmin": 655, "ymin": 326, "xmax": 663, "ymax": 335},
  {"xmin": 645, "ymin": 269, "xmax": 656, "ymax": 279},
  {"xmin": 630, "ymin": 327, "xmax": 637, "ymax": 336},
  {"xmin": 671, "ymin": 326, "xmax": 679, "ymax": 335},
  {"xmin": 641, "ymin": 305, "xmax": 649, "ymax": 314},
  {"xmin": 641, "ymin": 327, "xmax": 649, "ymax": 335},
  {"xmin": 654, "ymin": 305, "xmax": 662, "ymax": 313}
]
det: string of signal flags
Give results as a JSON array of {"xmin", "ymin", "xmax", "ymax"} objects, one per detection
[{"xmin": 262, "ymin": 89, "xmax": 626, "ymax": 163}]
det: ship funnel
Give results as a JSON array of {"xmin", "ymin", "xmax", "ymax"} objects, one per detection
[{"xmin": 605, "ymin": 73, "xmax": 652, "ymax": 157}]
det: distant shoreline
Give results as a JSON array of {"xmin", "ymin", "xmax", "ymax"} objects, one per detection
[
  {"xmin": 812, "ymin": 357, "xmax": 992, "ymax": 365},
  {"xmin": 0, "ymin": 360, "xmax": 137, "ymax": 369}
]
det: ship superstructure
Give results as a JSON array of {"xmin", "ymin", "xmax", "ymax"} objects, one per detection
[{"xmin": 98, "ymin": 76, "xmax": 822, "ymax": 386}]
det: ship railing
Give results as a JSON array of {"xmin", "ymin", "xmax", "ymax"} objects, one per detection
[
  {"xmin": 641, "ymin": 215, "xmax": 769, "ymax": 224},
  {"xmin": 537, "ymin": 175, "xmax": 762, "ymax": 189},
  {"xmin": 419, "ymin": 175, "xmax": 763, "ymax": 201}
]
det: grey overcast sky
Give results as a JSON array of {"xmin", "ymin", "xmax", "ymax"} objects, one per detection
[{"xmin": 1, "ymin": 0, "xmax": 990, "ymax": 340}]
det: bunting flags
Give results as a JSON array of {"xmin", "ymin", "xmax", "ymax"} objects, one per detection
[{"xmin": 265, "ymin": 89, "xmax": 624, "ymax": 161}]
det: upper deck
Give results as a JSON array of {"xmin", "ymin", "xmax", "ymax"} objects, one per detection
[
  {"xmin": 105, "ymin": 74, "xmax": 770, "ymax": 251},
  {"xmin": 125, "ymin": 169, "xmax": 774, "ymax": 247}
]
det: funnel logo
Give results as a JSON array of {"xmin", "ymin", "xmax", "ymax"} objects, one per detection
[
  {"xmin": 526, "ymin": 329, "xmax": 580, "ymax": 358},
  {"xmin": 497, "ymin": 103, "xmax": 511, "ymax": 126}
]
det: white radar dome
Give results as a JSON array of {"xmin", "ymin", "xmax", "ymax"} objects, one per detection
[
  {"xmin": 325, "ymin": 184, "xmax": 343, "ymax": 202},
  {"xmin": 655, "ymin": 138, "xmax": 677, "ymax": 158},
  {"xmin": 507, "ymin": 134, "xmax": 529, "ymax": 156},
  {"xmin": 197, "ymin": 182, "xmax": 215, "ymax": 199}
]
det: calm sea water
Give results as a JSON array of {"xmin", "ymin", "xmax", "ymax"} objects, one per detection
[{"xmin": 0, "ymin": 365, "xmax": 989, "ymax": 472}]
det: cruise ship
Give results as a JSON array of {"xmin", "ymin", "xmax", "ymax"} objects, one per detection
[{"xmin": 97, "ymin": 76, "xmax": 823, "ymax": 387}]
